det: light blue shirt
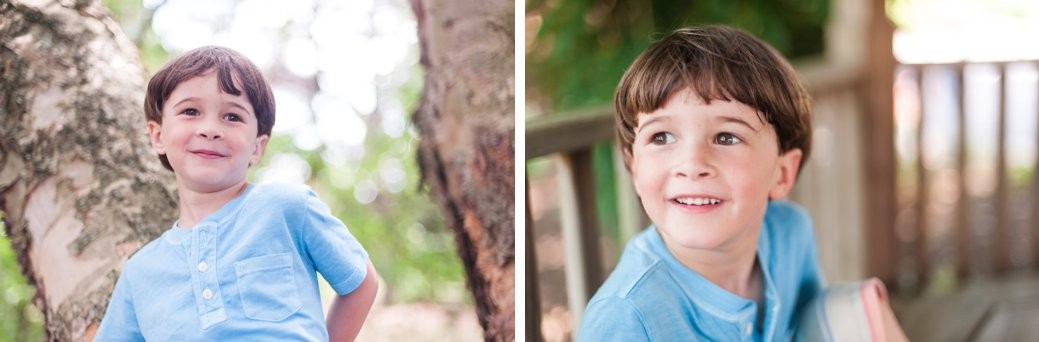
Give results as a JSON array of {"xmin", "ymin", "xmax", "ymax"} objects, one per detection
[
  {"xmin": 96, "ymin": 182, "xmax": 369, "ymax": 341},
  {"xmin": 578, "ymin": 201, "xmax": 823, "ymax": 341}
]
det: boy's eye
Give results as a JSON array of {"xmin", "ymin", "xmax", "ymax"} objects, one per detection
[
  {"xmin": 650, "ymin": 132, "xmax": 676, "ymax": 145},
  {"xmin": 223, "ymin": 113, "xmax": 243, "ymax": 122},
  {"xmin": 181, "ymin": 108, "xmax": 199, "ymax": 116},
  {"xmin": 715, "ymin": 132, "xmax": 742, "ymax": 145}
]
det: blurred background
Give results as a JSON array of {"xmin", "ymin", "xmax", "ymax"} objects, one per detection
[
  {"xmin": 526, "ymin": 0, "xmax": 1039, "ymax": 340},
  {"xmin": 0, "ymin": 0, "xmax": 480, "ymax": 340}
]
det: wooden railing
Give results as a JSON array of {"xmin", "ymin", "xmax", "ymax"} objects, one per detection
[{"xmin": 895, "ymin": 60, "xmax": 1039, "ymax": 288}]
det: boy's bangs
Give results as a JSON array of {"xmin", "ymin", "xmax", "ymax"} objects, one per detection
[
  {"xmin": 628, "ymin": 57, "xmax": 754, "ymax": 124},
  {"xmin": 216, "ymin": 64, "xmax": 244, "ymax": 97}
]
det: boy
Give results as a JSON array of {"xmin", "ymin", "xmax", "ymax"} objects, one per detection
[
  {"xmin": 96, "ymin": 46, "xmax": 378, "ymax": 341},
  {"xmin": 578, "ymin": 25, "xmax": 820, "ymax": 340}
]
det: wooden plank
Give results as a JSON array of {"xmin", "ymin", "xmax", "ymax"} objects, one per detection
[
  {"xmin": 955, "ymin": 64, "xmax": 972, "ymax": 279},
  {"xmin": 915, "ymin": 65, "xmax": 930, "ymax": 286},
  {"xmin": 895, "ymin": 273, "xmax": 1039, "ymax": 341},
  {"xmin": 526, "ymin": 107, "xmax": 615, "ymax": 160},
  {"xmin": 995, "ymin": 63, "xmax": 1010, "ymax": 274},
  {"xmin": 525, "ymin": 176, "xmax": 543, "ymax": 342}
]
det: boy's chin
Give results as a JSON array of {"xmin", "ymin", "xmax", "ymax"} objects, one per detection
[{"xmin": 657, "ymin": 225, "xmax": 753, "ymax": 252}]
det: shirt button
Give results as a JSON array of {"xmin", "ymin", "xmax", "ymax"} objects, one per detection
[
  {"xmin": 744, "ymin": 323, "xmax": 752, "ymax": 335},
  {"xmin": 197, "ymin": 262, "xmax": 208, "ymax": 272},
  {"xmin": 202, "ymin": 289, "xmax": 213, "ymax": 300}
]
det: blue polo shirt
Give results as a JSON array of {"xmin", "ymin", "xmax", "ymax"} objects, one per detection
[
  {"xmin": 96, "ymin": 182, "xmax": 369, "ymax": 341},
  {"xmin": 578, "ymin": 201, "xmax": 823, "ymax": 341}
]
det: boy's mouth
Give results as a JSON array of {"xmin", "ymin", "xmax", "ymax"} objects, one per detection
[
  {"xmin": 190, "ymin": 149, "xmax": 226, "ymax": 159},
  {"xmin": 672, "ymin": 196, "xmax": 722, "ymax": 206}
]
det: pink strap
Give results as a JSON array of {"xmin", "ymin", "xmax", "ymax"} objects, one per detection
[{"xmin": 859, "ymin": 278, "xmax": 888, "ymax": 342}]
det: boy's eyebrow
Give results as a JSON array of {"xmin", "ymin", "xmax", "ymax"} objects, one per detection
[
  {"xmin": 226, "ymin": 101, "xmax": 254, "ymax": 116},
  {"xmin": 635, "ymin": 115, "xmax": 667, "ymax": 133},
  {"xmin": 170, "ymin": 97, "xmax": 199, "ymax": 108},
  {"xmin": 715, "ymin": 114, "xmax": 763, "ymax": 132}
]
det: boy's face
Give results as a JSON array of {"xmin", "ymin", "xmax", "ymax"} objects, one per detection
[
  {"xmin": 148, "ymin": 71, "xmax": 269, "ymax": 193},
  {"xmin": 629, "ymin": 88, "xmax": 802, "ymax": 254}
]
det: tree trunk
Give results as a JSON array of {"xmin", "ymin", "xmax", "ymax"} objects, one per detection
[
  {"xmin": 409, "ymin": 0, "xmax": 515, "ymax": 340},
  {"xmin": 0, "ymin": 0, "xmax": 176, "ymax": 340}
]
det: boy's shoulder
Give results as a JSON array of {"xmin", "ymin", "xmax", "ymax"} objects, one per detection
[
  {"xmin": 237, "ymin": 182, "xmax": 319, "ymax": 215},
  {"xmin": 764, "ymin": 200, "xmax": 813, "ymax": 241},
  {"xmin": 765, "ymin": 200, "xmax": 811, "ymax": 226},
  {"xmin": 248, "ymin": 182, "xmax": 313, "ymax": 201},
  {"xmin": 589, "ymin": 230, "xmax": 674, "ymax": 301},
  {"xmin": 119, "ymin": 230, "xmax": 173, "ymax": 279},
  {"xmin": 761, "ymin": 200, "xmax": 817, "ymax": 269}
]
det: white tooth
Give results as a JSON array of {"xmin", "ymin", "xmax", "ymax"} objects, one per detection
[
  {"xmin": 693, "ymin": 198, "xmax": 704, "ymax": 206},
  {"xmin": 710, "ymin": 199, "xmax": 719, "ymax": 204}
]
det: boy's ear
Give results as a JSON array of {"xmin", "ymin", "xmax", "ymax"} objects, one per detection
[
  {"xmin": 768, "ymin": 148, "xmax": 803, "ymax": 200},
  {"xmin": 147, "ymin": 121, "xmax": 165, "ymax": 154},
  {"xmin": 249, "ymin": 134, "xmax": 270, "ymax": 167}
]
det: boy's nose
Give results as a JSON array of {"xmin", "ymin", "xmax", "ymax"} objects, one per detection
[
  {"xmin": 673, "ymin": 144, "xmax": 715, "ymax": 179},
  {"xmin": 196, "ymin": 127, "xmax": 223, "ymax": 140}
]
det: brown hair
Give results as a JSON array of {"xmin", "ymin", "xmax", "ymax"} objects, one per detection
[
  {"xmin": 144, "ymin": 46, "xmax": 275, "ymax": 171},
  {"xmin": 615, "ymin": 25, "xmax": 812, "ymax": 173}
]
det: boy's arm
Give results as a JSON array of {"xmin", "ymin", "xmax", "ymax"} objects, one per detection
[{"xmin": 326, "ymin": 262, "xmax": 378, "ymax": 342}]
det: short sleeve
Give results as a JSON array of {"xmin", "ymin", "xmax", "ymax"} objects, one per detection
[
  {"xmin": 95, "ymin": 271, "xmax": 144, "ymax": 341},
  {"xmin": 577, "ymin": 297, "xmax": 651, "ymax": 342},
  {"xmin": 300, "ymin": 189, "xmax": 369, "ymax": 295}
]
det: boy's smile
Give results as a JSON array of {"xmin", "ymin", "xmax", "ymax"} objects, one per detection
[
  {"xmin": 148, "ymin": 71, "xmax": 269, "ymax": 194},
  {"xmin": 630, "ymin": 88, "xmax": 802, "ymax": 259},
  {"xmin": 671, "ymin": 195, "xmax": 723, "ymax": 213}
]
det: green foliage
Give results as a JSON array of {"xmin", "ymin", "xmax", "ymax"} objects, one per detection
[
  {"xmin": 0, "ymin": 216, "xmax": 45, "ymax": 341},
  {"xmin": 526, "ymin": 0, "xmax": 829, "ymax": 113}
]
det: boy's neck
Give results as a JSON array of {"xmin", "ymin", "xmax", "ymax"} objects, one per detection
[
  {"xmin": 661, "ymin": 228, "xmax": 763, "ymax": 301},
  {"xmin": 176, "ymin": 181, "xmax": 249, "ymax": 228}
]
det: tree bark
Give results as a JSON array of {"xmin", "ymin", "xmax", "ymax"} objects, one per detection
[
  {"xmin": 409, "ymin": 0, "xmax": 515, "ymax": 340},
  {"xmin": 0, "ymin": 0, "xmax": 176, "ymax": 340}
]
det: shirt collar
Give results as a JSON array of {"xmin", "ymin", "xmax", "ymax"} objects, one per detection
[{"xmin": 162, "ymin": 183, "xmax": 255, "ymax": 244}]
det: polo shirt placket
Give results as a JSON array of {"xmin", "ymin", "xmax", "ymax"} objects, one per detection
[{"xmin": 190, "ymin": 223, "xmax": 227, "ymax": 329}]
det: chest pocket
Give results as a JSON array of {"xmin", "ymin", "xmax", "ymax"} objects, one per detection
[{"xmin": 234, "ymin": 253, "xmax": 302, "ymax": 321}]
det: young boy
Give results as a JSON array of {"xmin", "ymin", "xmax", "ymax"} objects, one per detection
[
  {"xmin": 578, "ymin": 25, "xmax": 820, "ymax": 340},
  {"xmin": 96, "ymin": 46, "xmax": 378, "ymax": 341}
]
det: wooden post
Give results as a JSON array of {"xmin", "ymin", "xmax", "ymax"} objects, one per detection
[
  {"xmin": 915, "ymin": 65, "xmax": 930, "ymax": 287},
  {"xmin": 525, "ymin": 176, "xmax": 543, "ymax": 342},
  {"xmin": 955, "ymin": 64, "xmax": 972, "ymax": 280},
  {"xmin": 994, "ymin": 63, "xmax": 1010, "ymax": 274},
  {"xmin": 861, "ymin": 0, "xmax": 900, "ymax": 287},
  {"xmin": 556, "ymin": 151, "xmax": 604, "ymax": 334}
]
